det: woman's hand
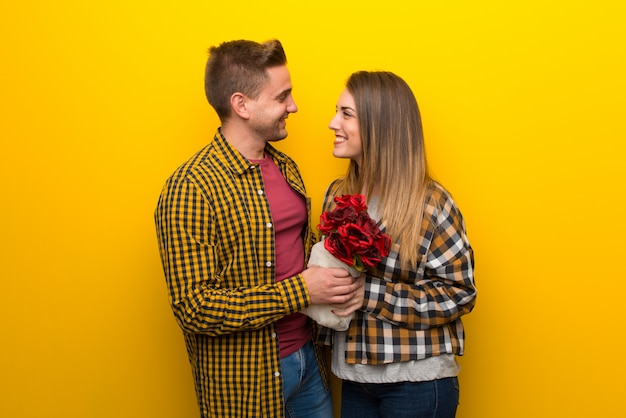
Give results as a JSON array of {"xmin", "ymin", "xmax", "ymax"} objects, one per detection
[{"xmin": 330, "ymin": 275, "xmax": 365, "ymax": 317}]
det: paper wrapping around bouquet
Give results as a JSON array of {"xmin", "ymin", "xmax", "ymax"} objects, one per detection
[{"xmin": 301, "ymin": 241, "xmax": 360, "ymax": 331}]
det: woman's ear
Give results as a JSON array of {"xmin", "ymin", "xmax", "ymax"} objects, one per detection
[{"xmin": 230, "ymin": 92, "xmax": 250, "ymax": 119}]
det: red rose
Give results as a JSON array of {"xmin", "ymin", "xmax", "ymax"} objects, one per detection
[
  {"xmin": 318, "ymin": 205, "xmax": 358, "ymax": 234},
  {"xmin": 317, "ymin": 193, "xmax": 391, "ymax": 272},
  {"xmin": 356, "ymin": 245, "xmax": 384, "ymax": 268},
  {"xmin": 355, "ymin": 211, "xmax": 381, "ymax": 235},
  {"xmin": 334, "ymin": 194, "xmax": 367, "ymax": 212},
  {"xmin": 337, "ymin": 224, "xmax": 374, "ymax": 252},
  {"xmin": 317, "ymin": 212, "xmax": 336, "ymax": 235},
  {"xmin": 373, "ymin": 233, "xmax": 391, "ymax": 256},
  {"xmin": 324, "ymin": 233, "xmax": 355, "ymax": 265}
]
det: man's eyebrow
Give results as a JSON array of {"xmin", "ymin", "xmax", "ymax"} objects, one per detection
[{"xmin": 276, "ymin": 88, "xmax": 292, "ymax": 98}]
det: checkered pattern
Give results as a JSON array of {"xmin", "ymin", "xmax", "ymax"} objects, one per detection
[
  {"xmin": 154, "ymin": 130, "xmax": 320, "ymax": 417},
  {"xmin": 317, "ymin": 181, "xmax": 476, "ymax": 365}
]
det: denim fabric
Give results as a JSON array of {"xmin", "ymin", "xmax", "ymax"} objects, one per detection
[
  {"xmin": 281, "ymin": 340, "xmax": 334, "ymax": 418},
  {"xmin": 341, "ymin": 377, "xmax": 460, "ymax": 418}
]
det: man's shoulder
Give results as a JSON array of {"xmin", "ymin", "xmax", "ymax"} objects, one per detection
[{"xmin": 166, "ymin": 144, "xmax": 211, "ymax": 178}]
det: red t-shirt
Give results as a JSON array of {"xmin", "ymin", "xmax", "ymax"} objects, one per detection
[{"xmin": 250, "ymin": 155, "xmax": 310, "ymax": 357}]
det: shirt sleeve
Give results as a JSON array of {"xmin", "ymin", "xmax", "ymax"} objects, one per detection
[
  {"xmin": 155, "ymin": 176, "xmax": 311, "ymax": 336},
  {"xmin": 362, "ymin": 191, "xmax": 476, "ymax": 330}
]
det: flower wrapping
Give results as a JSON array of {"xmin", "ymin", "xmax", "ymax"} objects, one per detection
[
  {"xmin": 302, "ymin": 240, "xmax": 361, "ymax": 331},
  {"xmin": 302, "ymin": 194, "xmax": 391, "ymax": 331}
]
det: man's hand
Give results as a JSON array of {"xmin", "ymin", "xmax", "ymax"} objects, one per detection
[{"xmin": 302, "ymin": 266, "xmax": 363, "ymax": 306}]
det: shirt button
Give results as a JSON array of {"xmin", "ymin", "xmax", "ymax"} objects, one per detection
[
  {"xmin": 266, "ymin": 222, "xmax": 273, "ymax": 228},
  {"xmin": 266, "ymin": 261, "xmax": 272, "ymax": 267},
  {"xmin": 271, "ymin": 332, "xmax": 277, "ymax": 338},
  {"xmin": 274, "ymin": 371, "xmax": 280, "ymax": 377},
  {"xmin": 257, "ymin": 189, "xmax": 264, "ymax": 195}
]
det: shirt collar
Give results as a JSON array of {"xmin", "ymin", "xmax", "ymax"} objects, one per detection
[{"xmin": 212, "ymin": 128, "xmax": 288, "ymax": 175}]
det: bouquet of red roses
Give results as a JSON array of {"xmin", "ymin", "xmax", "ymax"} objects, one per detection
[
  {"xmin": 318, "ymin": 194, "xmax": 391, "ymax": 272},
  {"xmin": 302, "ymin": 194, "xmax": 391, "ymax": 330}
]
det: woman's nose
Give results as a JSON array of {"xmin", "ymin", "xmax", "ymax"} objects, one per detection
[{"xmin": 328, "ymin": 113, "xmax": 339, "ymax": 130}]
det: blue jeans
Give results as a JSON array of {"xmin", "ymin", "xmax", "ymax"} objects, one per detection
[
  {"xmin": 341, "ymin": 377, "xmax": 460, "ymax": 418},
  {"xmin": 280, "ymin": 340, "xmax": 334, "ymax": 418}
]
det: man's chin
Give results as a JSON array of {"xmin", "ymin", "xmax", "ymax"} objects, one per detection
[{"xmin": 268, "ymin": 131, "xmax": 288, "ymax": 142}]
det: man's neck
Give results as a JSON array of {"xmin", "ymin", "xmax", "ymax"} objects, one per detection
[{"xmin": 220, "ymin": 125, "xmax": 266, "ymax": 160}]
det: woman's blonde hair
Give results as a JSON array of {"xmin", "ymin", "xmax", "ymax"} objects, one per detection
[{"xmin": 334, "ymin": 71, "xmax": 433, "ymax": 268}]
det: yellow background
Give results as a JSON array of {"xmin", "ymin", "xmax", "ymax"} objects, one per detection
[{"xmin": 1, "ymin": 1, "xmax": 625, "ymax": 417}]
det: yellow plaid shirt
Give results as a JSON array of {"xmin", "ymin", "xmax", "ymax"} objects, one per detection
[{"xmin": 154, "ymin": 130, "xmax": 322, "ymax": 417}]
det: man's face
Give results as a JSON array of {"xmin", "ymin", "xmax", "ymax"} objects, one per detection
[{"xmin": 246, "ymin": 65, "xmax": 298, "ymax": 142}]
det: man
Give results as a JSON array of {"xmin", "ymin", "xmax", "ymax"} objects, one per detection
[{"xmin": 154, "ymin": 39, "xmax": 363, "ymax": 418}]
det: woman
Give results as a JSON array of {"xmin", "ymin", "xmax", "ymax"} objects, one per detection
[{"xmin": 320, "ymin": 71, "xmax": 477, "ymax": 418}]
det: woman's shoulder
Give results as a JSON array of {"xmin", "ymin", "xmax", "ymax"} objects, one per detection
[
  {"xmin": 321, "ymin": 177, "xmax": 345, "ymax": 212},
  {"xmin": 326, "ymin": 177, "xmax": 343, "ymax": 191},
  {"xmin": 426, "ymin": 180, "xmax": 452, "ymax": 203},
  {"xmin": 424, "ymin": 180, "xmax": 462, "ymax": 218}
]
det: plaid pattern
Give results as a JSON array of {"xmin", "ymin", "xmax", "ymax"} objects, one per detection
[
  {"xmin": 317, "ymin": 180, "xmax": 476, "ymax": 365},
  {"xmin": 154, "ymin": 130, "xmax": 321, "ymax": 417}
]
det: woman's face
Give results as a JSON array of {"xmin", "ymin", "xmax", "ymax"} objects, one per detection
[{"xmin": 328, "ymin": 88, "xmax": 362, "ymax": 166}]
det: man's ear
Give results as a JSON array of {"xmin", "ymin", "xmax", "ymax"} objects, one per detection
[{"xmin": 230, "ymin": 92, "xmax": 250, "ymax": 119}]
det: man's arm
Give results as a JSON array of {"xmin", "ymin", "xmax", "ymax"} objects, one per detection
[{"xmin": 155, "ymin": 176, "xmax": 360, "ymax": 336}]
